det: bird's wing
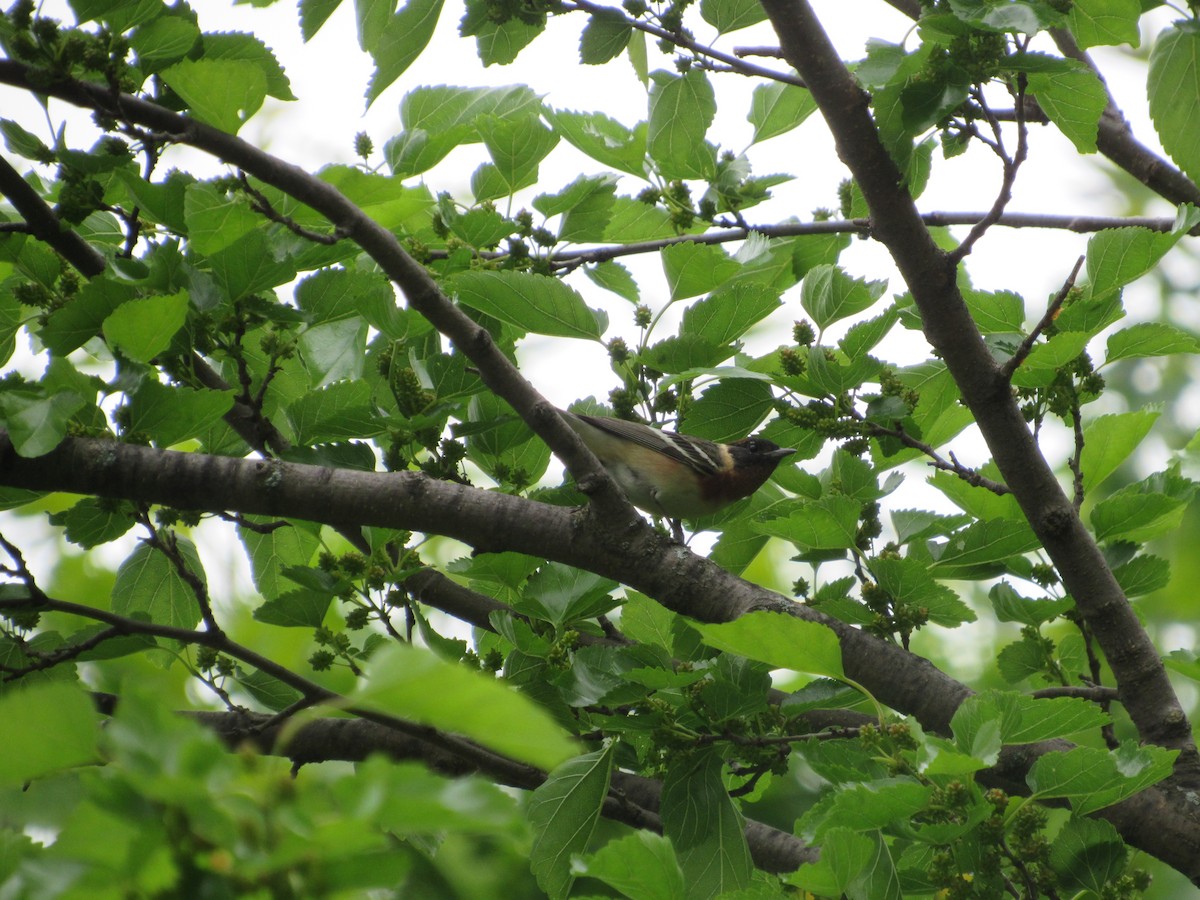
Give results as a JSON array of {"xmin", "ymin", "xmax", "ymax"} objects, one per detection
[{"xmin": 572, "ymin": 413, "xmax": 723, "ymax": 475}]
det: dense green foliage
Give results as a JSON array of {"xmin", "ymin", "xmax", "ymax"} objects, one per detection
[{"xmin": 2, "ymin": 0, "xmax": 1200, "ymax": 897}]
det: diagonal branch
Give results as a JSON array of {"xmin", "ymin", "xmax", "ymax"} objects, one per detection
[{"xmin": 757, "ymin": 0, "xmax": 1198, "ymax": 778}]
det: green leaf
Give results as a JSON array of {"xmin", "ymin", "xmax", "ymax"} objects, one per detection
[
  {"xmin": 661, "ymin": 241, "xmax": 741, "ymax": 301},
  {"xmin": 584, "ymin": 261, "xmax": 640, "ymax": 302},
  {"xmin": 1149, "ymin": 23, "xmax": 1200, "ymax": 185},
  {"xmin": 365, "ymin": 0, "xmax": 446, "ymax": 106},
  {"xmin": 464, "ymin": 392, "xmax": 551, "ymax": 485},
  {"xmin": 527, "ymin": 746, "xmax": 614, "ymax": 899},
  {"xmin": 929, "ymin": 518, "xmax": 1041, "ymax": 578},
  {"xmin": 0, "ymin": 388, "xmax": 86, "ymax": 457},
  {"xmin": 1027, "ymin": 742, "xmax": 1176, "ymax": 815},
  {"xmin": 286, "ymin": 380, "xmax": 383, "ymax": 445},
  {"xmin": 40, "ymin": 277, "xmax": 135, "ymax": 354},
  {"xmin": 1113, "ymin": 554, "xmax": 1170, "ymax": 597},
  {"xmin": 205, "ymin": 230, "xmax": 298, "ymax": 301},
  {"xmin": 840, "ymin": 305, "xmax": 900, "ymax": 360},
  {"xmin": 577, "ymin": 831, "xmax": 685, "ymax": 900},
  {"xmin": 253, "ymin": 590, "xmax": 333, "ymax": 628},
  {"xmin": 962, "ymin": 288, "xmax": 1025, "ymax": 333},
  {"xmin": 799, "ymin": 778, "xmax": 932, "ymax": 840},
  {"xmin": 387, "ymin": 84, "xmax": 541, "ymax": 176},
  {"xmin": 317, "ymin": 168, "xmax": 433, "ymax": 236},
  {"xmin": 0, "ymin": 682, "xmax": 99, "ymax": 786},
  {"xmin": 660, "ymin": 750, "xmax": 752, "ymax": 897},
  {"xmin": 691, "ymin": 610, "xmax": 844, "ymax": 679},
  {"xmin": 112, "ymin": 538, "xmax": 206, "ymax": 630},
  {"xmin": 350, "ymin": 643, "xmax": 577, "ymax": 771},
  {"xmin": 1067, "ymin": 0, "xmax": 1140, "ymax": 49},
  {"xmin": 787, "ymin": 827, "xmax": 874, "ymax": 896},
  {"xmin": 1091, "ymin": 491, "xmax": 1186, "ymax": 543},
  {"xmin": 103, "ymin": 291, "xmax": 190, "ymax": 364},
  {"xmin": 1050, "ymin": 818, "xmax": 1127, "ymax": 895},
  {"xmin": 700, "ymin": 0, "xmax": 768, "ymax": 34},
  {"xmin": 475, "ymin": 114, "xmax": 559, "ymax": 199},
  {"xmin": 238, "ymin": 517, "xmax": 322, "ymax": 602},
  {"xmin": 517, "ymin": 563, "xmax": 619, "ymax": 628},
  {"xmin": 1026, "ymin": 65, "xmax": 1106, "ymax": 153},
  {"xmin": 988, "ymin": 582, "xmax": 1072, "ymax": 626},
  {"xmin": 0, "ymin": 118, "xmax": 53, "ymax": 161},
  {"xmin": 49, "ymin": 497, "xmax": 137, "ymax": 548},
  {"xmin": 1008, "ymin": 331, "xmax": 1092, "ymax": 388},
  {"xmin": 129, "ymin": 15, "xmax": 198, "ymax": 65},
  {"xmin": 648, "ymin": 69, "xmax": 716, "ymax": 179},
  {"xmin": 543, "ymin": 109, "xmax": 647, "ymax": 176},
  {"xmin": 183, "ymin": 181, "xmax": 261, "ymax": 255},
  {"xmin": 160, "ymin": 59, "xmax": 267, "ymax": 134},
  {"xmin": 871, "ymin": 556, "xmax": 976, "ymax": 627},
  {"xmin": 801, "ymin": 264, "xmax": 888, "ymax": 331},
  {"xmin": 450, "ymin": 270, "xmax": 603, "ymax": 339},
  {"xmin": 1105, "ymin": 321, "xmax": 1200, "ymax": 363},
  {"xmin": 603, "ymin": 196, "xmax": 676, "ymax": 242},
  {"xmin": 681, "ymin": 378, "xmax": 774, "ymax": 443},
  {"xmin": 753, "ymin": 495, "xmax": 862, "ymax": 551},
  {"xmin": 125, "ymin": 380, "xmax": 235, "ymax": 448},
  {"xmin": 1085, "ymin": 217, "xmax": 1196, "ymax": 302},
  {"xmin": 579, "ymin": 8, "xmax": 630, "ymax": 64},
  {"xmin": 300, "ymin": 318, "xmax": 368, "ymax": 387},
  {"xmin": 1079, "ymin": 410, "xmax": 1159, "ymax": 493},
  {"xmin": 200, "ymin": 31, "xmax": 296, "ymax": 101},
  {"xmin": 461, "ymin": 0, "xmax": 544, "ymax": 65},
  {"xmin": 681, "ymin": 283, "xmax": 781, "ymax": 345}
]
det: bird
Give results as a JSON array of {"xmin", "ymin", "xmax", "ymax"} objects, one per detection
[{"xmin": 558, "ymin": 408, "xmax": 796, "ymax": 539}]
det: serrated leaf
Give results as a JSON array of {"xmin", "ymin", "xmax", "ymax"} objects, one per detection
[
  {"xmin": 1079, "ymin": 410, "xmax": 1159, "ymax": 493},
  {"xmin": 1105, "ymin": 321, "xmax": 1199, "ymax": 363},
  {"xmin": 527, "ymin": 746, "xmax": 614, "ymax": 899},
  {"xmin": 112, "ymin": 539, "xmax": 205, "ymax": 630},
  {"xmin": 1067, "ymin": 0, "xmax": 1140, "ymax": 49},
  {"xmin": 576, "ymin": 831, "xmax": 685, "ymax": 900},
  {"xmin": 692, "ymin": 611, "xmax": 844, "ymax": 679},
  {"xmin": 350, "ymin": 643, "xmax": 577, "ymax": 770},
  {"xmin": 801, "ymin": 264, "xmax": 887, "ymax": 330},
  {"xmin": 125, "ymin": 380, "xmax": 235, "ymax": 448},
  {"xmin": 160, "ymin": 59, "xmax": 267, "ymax": 134},
  {"xmin": 103, "ymin": 291, "xmax": 190, "ymax": 364},
  {"xmin": 365, "ymin": 0, "xmax": 445, "ymax": 106},
  {"xmin": 700, "ymin": 0, "xmax": 768, "ymax": 33},
  {"xmin": 1149, "ymin": 23, "xmax": 1200, "ymax": 185},
  {"xmin": 580, "ymin": 8, "xmax": 630, "ymax": 64},
  {"xmin": 1028, "ymin": 742, "xmax": 1176, "ymax": 815},
  {"xmin": 0, "ymin": 682, "xmax": 99, "ymax": 786},
  {"xmin": 1026, "ymin": 65, "xmax": 1106, "ymax": 153},
  {"xmin": 450, "ymin": 270, "xmax": 603, "ymax": 339},
  {"xmin": 681, "ymin": 283, "xmax": 780, "ymax": 345},
  {"xmin": 660, "ymin": 750, "xmax": 752, "ymax": 897},
  {"xmin": 681, "ymin": 378, "xmax": 774, "ymax": 443},
  {"xmin": 286, "ymin": 380, "xmax": 383, "ymax": 445},
  {"xmin": 648, "ymin": 69, "xmax": 716, "ymax": 179},
  {"xmin": 662, "ymin": 241, "xmax": 741, "ymax": 301}
]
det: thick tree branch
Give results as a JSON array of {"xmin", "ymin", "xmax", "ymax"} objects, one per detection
[
  {"xmin": 0, "ymin": 430, "xmax": 973, "ymax": 731},
  {"xmin": 757, "ymin": 0, "xmax": 1198, "ymax": 779},
  {"xmin": 0, "ymin": 59, "xmax": 643, "ymax": 538}
]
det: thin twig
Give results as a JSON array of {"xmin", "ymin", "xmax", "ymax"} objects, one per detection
[
  {"xmin": 564, "ymin": 0, "xmax": 806, "ymax": 87},
  {"xmin": 949, "ymin": 75, "xmax": 1030, "ymax": 264},
  {"xmin": 1000, "ymin": 255, "xmax": 1085, "ymax": 381}
]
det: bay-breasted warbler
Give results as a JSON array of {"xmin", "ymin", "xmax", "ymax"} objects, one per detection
[{"xmin": 559, "ymin": 409, "xmax": 796, "ymax": 532}]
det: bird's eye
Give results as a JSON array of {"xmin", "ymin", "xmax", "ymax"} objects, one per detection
[{"xmin": 745, "ymin": 439, "xmax": 760, "ymax": 452}]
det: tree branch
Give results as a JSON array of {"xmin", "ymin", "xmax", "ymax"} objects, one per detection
[{"xmin": 757, "ymin": 0, "xmax": 1199, "ymax": 778}]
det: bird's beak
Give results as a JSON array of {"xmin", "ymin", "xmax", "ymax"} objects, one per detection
[{"xmin": 767, "ymin": 448, "xmax": 797, "ymax": 461}]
